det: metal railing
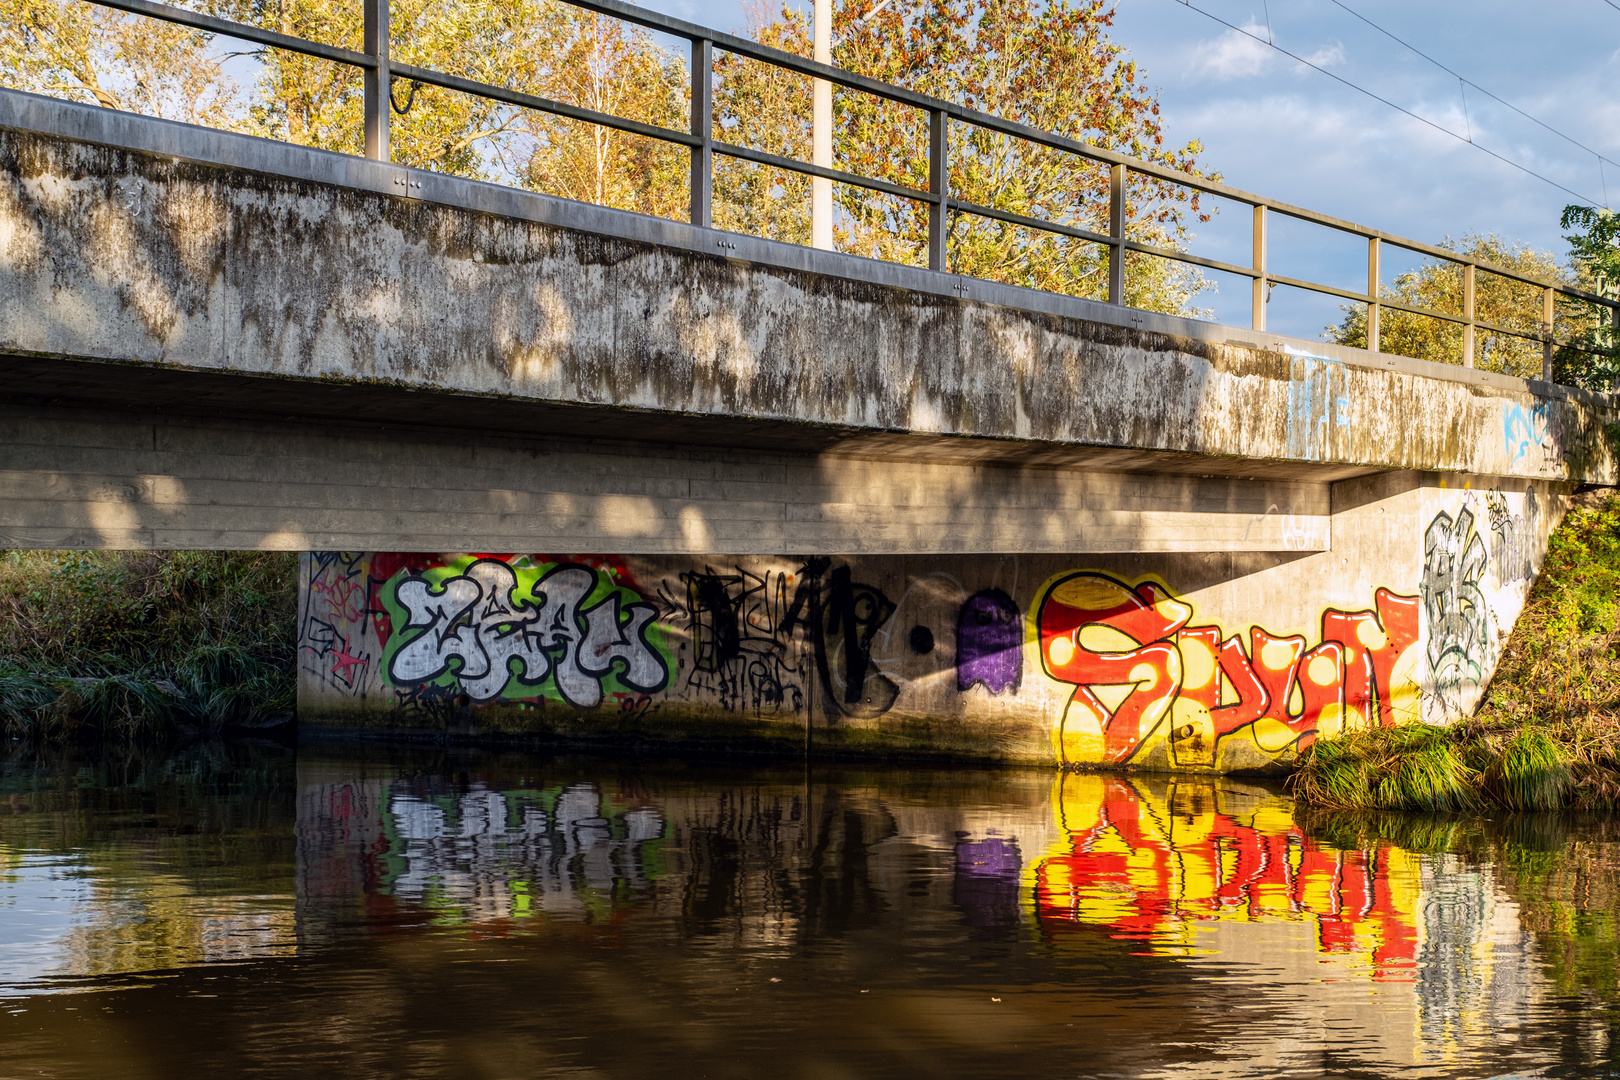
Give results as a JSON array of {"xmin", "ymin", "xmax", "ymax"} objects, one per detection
[{"xmin": 77, "ymin": 0, "xmax": 1620, "ymax": 383}]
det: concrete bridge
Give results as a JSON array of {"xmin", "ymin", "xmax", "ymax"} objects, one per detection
[{"xmin": 1, "ymin": 88, "xmax": 1614, "ymax": 771}]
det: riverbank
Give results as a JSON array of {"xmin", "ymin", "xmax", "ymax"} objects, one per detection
[
  {"xmin": 1294, "ymin": 491, "xmax": 1620, "ymax": 812},
  {"xmin": 0, "ymin": 551, "xmax": 296, "ymax": 740}
]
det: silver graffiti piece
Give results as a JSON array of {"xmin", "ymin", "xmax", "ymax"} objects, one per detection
[
  {"xmin": 1422, "ymin": 507, "xmax": 1494, "ymax": 716},
  {"xmin": 388, "ymin": 559, "xmax": 667, "ymax": 707}
]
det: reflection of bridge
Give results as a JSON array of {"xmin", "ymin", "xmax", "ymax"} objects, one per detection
[{"xmin": 1, "ymin": 4, "xmax": 1617, "ymax": 764}]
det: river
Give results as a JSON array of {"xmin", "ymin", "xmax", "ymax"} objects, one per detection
[{"xmin": 0, "ymin": 742, "xmax": 1614, "ymax": 1078}]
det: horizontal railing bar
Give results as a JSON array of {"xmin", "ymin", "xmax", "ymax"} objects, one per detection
[
  {"xmin": 390, "ymin": 62, "xmax": 700, "ymax": 148},
  {"xmin": 76, "ymin": 0, "xmax": 1620, "ymax": 317},
  {"xmin": 1264, "ymin": 272, "xmax": 1374, "ymax": 307},
  {"xmin": 713, "ymin": 142, "xmax": 931, "ymax": 203},
  {"xmin": 93, "ymin": 0, "xmax": 376, "ymax": 69},
  {"xmin": 1122, "ymin": 239, "xmax": 1260, "ymax": 281},
  {"xmin": 947, "ymin": 198, "xmax": 1111, "ymax": 245}
]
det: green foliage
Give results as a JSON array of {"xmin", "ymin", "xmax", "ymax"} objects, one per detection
[
  {"xmin": 1324, "ymin": 233, "xmax": 1564, "ymax": 377},
  {"xmin": 0, "ymin": 550, "xmax": 296, "ymax": 741},
  {"xmin": 1295, "ymin": 491, "xmax": 1620, "ymax": 812},
  {"xmin": 1555, "ymin": 204, "xmax": 1620, "ymax": 390}
]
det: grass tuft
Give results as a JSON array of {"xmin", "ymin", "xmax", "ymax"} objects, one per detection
[{"xmin": 0, "ymin": 551, "xmax": 297, "ymax": 742}]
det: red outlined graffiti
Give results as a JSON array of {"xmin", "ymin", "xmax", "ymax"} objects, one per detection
[{"xmin": 1035, "ymin": 572, "xmax": 1423, "ymax": 768}]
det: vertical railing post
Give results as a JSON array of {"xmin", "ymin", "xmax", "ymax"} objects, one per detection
[
  {"xmin": 689, "ymin": 37, "xmax": 712, "ymax": 229},
  {"xmin": 1251, "ymin": 204, "xmax": 1268, "ymax": 332},
  {"xmin": 1611, "ymin": 303, "xmax": 1619, "ymax": 393},
  {"xmin": 1366, "ymin": 236, "xmax": 1381, "ymax": 353},
  {"xmin": 363, "ymin": 0, "xmax": 390, "ymax": 162},
  {"xmin": 811, "ymin": 0, "xmax": 833, "ymax": 250},
  {"xmin": 928, "ymin": 109, "xmax": 947, "ymax": 273},
  {"xmin": 1543, "ymin": 286, "xmax": 1556, "ymax": 382},
  {"xmin": 1107, "ymin": 164, "xmax": 1126, "ymax": 306},
  {"xmin": 1461, "ymin": 263, "xmax": 1476, "ymax": 368}
]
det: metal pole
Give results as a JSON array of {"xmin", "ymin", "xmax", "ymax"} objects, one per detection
[
  {"xmin": 1543, "ymin": 286, "xmax": 1555, "ymax": 382},
  {"xmin": 1612, "ymin": 304, "xmax": 1619, "ymax": 393},
  {"xmin": 811, "ymin": 0, "xmax": 833, "ymax": 250},
  {"xmin": 690, "ymin": 38, "xmax": 712, "ymax": 229},
  {"xmin": 1366, "ymin": 237, "xmax": 1380, "ymax": 353},
  {"xmin": 928, "ymin": 109, "xmax": 947, "ymax": 272},
  {"xmin": 1251, "ymin": 204, "xmax": 1267, "ymax": 332},
  {"xmin": 1107, "ymin": 164, "xmax": 1126, "ymax": 306},
  {"xmin": 363, "ymin": 0, "xmax": 390, "ymax": 162},
  {"xmin": 1461, "ymin": 263, "xmax": 1475, "ymax": 368}
]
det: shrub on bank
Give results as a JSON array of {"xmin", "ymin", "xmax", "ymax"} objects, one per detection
[
  {"xmin": 0, "ymin": 551, "xmax": 297, "ymax": 739},
  {"xmin": 1294, "ymin": 493, "xmax": 1620, "ymax": 811}
]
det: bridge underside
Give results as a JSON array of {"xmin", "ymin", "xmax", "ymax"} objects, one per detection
[{"xmin": 4, "ymin": 355, "xmax": 1339, "ymax": 555}]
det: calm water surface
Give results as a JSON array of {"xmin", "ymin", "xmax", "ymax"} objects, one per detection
[{"xmin": 1, "ymin": 743, "xmax": 1617, "ymax": 1078}]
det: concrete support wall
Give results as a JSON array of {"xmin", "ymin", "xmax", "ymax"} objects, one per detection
[{"xmin": 300, "ymin": 473, "xmax": 1569, "ymax": 770}]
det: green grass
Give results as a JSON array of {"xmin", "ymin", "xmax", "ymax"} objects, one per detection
[
  {"xmin": 0, "ymin": 551, "xmax": 298, "ymax": 740},
  {"xmin": 1293, "ymin": 491, "xmax": 1620, "ymax": 812}
]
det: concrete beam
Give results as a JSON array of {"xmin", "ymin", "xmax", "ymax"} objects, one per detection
[{"xmin": 0, "ymin": 401, "xmax": 1328, "ymax": 553}]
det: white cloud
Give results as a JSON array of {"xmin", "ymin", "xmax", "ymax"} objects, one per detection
[
  {"xmin": 1195, "ymin": 23, "xmax": 1345, "ymax": 81},
  {"xmin": 1197, "ymin": 22, "xmax": 1274, "ymax": 80},
  {"xmin": 1302, "ymin": 42, "xmax": 1346, "ymax": 68}
]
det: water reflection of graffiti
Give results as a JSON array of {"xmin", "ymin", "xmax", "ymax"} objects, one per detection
[
  {"xmin": 1422, "ymin": 507, "xmax": 1495, "ymax": 716},
  {"xmin": 386, "ymin": 783, "xmax": 665, "ymax": 920},
  {"xmin": 1035, "ymin": 571, "xmax": 1421, "ymax": 768},
  {"xmin": 1035, "ymin": 776, "xmax": 1420, "ymax": 976},
  {"xmin": 954, "ymin": 833, "xmax": 1023, "ymax": 929},
  {"xmin": 957, "ymin": 589, "xmax": 1023, "ymax": 695},
  {"xmin": 383, "ymin": 558, "xmax": 669, "ymax": 708},
  {"xmin": 1485, "ymin": 488, "xmax": 1540, "ymax": 586}
]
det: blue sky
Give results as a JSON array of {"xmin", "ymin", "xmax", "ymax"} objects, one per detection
[{"xmin": 637, "ymin": 0, "xmax": 1620, "ymax": 336}]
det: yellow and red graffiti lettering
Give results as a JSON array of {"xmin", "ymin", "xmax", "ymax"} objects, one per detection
[{"xmin": 1034, "ymin": 571, "xmax": 1423, "ymax": 768}]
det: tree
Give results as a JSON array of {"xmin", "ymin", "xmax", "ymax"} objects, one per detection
[
  {"xmin": 1324, "ymin": 234, "xmax": 1567, "ymax": 380},
  {"xmin": 713, "ymin": 0, "xmax": 1218, "ymax": 315},
  {"xmin": 3, "ymin": 0, "xmax": 1216, "ymax": 314},
  {"xmin": 1554, "ymin": 204, "xmax": 1620, "ymax": 389},
  {"xmin": 0, "ymin": 0, "xmax": 241, "ymax": 127}
]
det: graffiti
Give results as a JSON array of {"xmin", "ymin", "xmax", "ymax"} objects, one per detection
[
  {"xmin": 780, "ymin": 559, "xmax": 899, "ymax": 720},
  {"xmin": 1423, "ymin": 508, "xmax": 1495, "ymax": 717},
  {"xmin": 1485, "ymin": 488, "xmax": 1540, "ymax": 586},
  {"xmin": 1035, "ymin": 775, "xmax": 1420, "ymax": 976},
  {"xmin": 957, "ymin": 589, "xmax": 1023, "ymax": 695},
  {"xmin": 382, "ymin": 557, "xmax": 670, "ymax": 708},
  {"xmin": 1034, "ymin": 571, "xmax": 1421, "ymax": 768},
  {"xmin": 670, "ymin": 566, "xmax": 807, "ymax": 715},
  {"xmin": 1503, "ymin": 402, "xmax": 1552, "ymax": 468},
  {"xmin": 300, "ymin": 552, "xmax": 376, "ymax": 695}
]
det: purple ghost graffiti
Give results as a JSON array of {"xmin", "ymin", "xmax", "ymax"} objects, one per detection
[{"xmin": 956, "ymin": 588, "xmax": 1023, "ymax": 695}]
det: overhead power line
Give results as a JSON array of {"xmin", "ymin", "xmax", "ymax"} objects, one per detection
[
  {"xmin": 1169, "ymin": 0, "xmax": 1608, "ymax": 209},
  {"xmin": 1328, "ymin": 0, "xmax": 1618, "ymax": 198}
]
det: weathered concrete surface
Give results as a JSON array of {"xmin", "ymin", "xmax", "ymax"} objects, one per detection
[
  {"xmin": 1, "ymin": 89, "xmax": 1615, "ymax": 496},
  {"xmin": 301, "ymin": 473, "xmax": 1568, "ymax": 770}
]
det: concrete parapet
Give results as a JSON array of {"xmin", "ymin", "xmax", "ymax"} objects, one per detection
[{"xmin": 1, "ymin": 90, "xmax": 1616, "ymax": 491}]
